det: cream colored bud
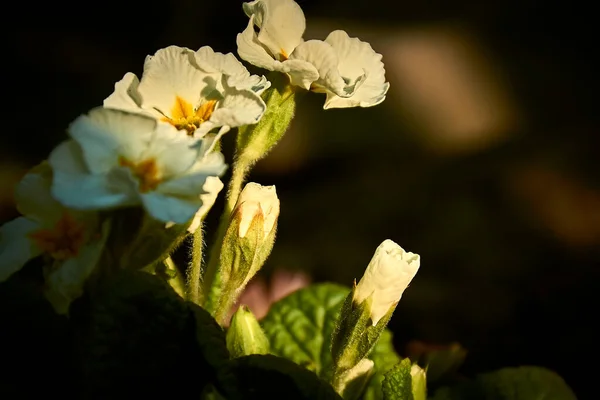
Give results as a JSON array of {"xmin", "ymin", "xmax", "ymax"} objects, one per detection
[
  {"xmin": 334, "ymin": 358, "xmax": 375, "ymax": 397},
  {"xmin": 410, "ymin": 364, "xmax": 427, "ymax": 400},
  {"xmin": 236, "ymin": 182, "xmax": 280, "ymax": 239},
  {"xmin": 354, "ymin": 239, "xmax": 420, "ymax": 325}
]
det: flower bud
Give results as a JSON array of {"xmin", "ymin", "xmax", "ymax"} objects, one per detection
[
  {"xmin": 213, "ymin": 182, "xmax": 280, "ymax": 324},
  {"xmin": 354, "ymin": 239, "xmax": 420, "ymax": 325},
  {"xmin": 228, "ymin": 182, "xmax": 280, "ymax": 286},
  {"xmin": 410, "ymin": 364, "xmax": 427, "ymax": 400},
  {"xmin": 226, "ymin": 305, "xmax": 270, "ymax": 358},
  {"xmin": 331, "ymin": 240, "xmax": 420, "ymax": 375},
  {"xmin": 236, "ymin": 183, "xmax": 279, "ymax": 242},
  {"xmin": 333, "ymin": 358, "xmax": 375, "ymax": 399}
]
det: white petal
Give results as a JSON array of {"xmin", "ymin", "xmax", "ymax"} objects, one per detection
[
  {"xmin": 0, "ymin": 217, "xmax": 42, "ymax": 282},
  {"xmin": 103, "ymin": 72, "xmax": 144, "ymax": 112},
  {"xmin": 209, "ymin": 80, "xmax": 267, "ymax": 128},
  {"xmin": 237, "ymin": 15, "xmax": 280, "ymax": 71},
  {"xmin": 137, "ymin": 46, "xmax": 209, "ymax": 117},
  {"xmin": 198, "ymin": 126, "xmax": 232, "ymax": 154},
  {"xmin": 141, "ymin": 192, "xmax": 203, "ymax": 224},
  {"xmin": 14, "ymin": 163, "xmax": 64, "ymax": 224},
  {"xmin": 196, "ymin": 46, "xmax": 249, "ymax": 77},
  {"xmin": 323, "ymin": 31, "xmax": 389, "ymax": 109},
  {"xmin": 49, "ymin": 141, "xmax": 137, "ymax": 209},
  {"xmin": 195, "ymin": 46, "xmax": 270, "ymax": 94},
  {"xmin": 187, "ymin": 176, "xmax": 224, "ymax": 232},
  {"xmin": 44, "ymin": 220, "xmax": 109, "ymax": 315},
  {"xmin": 142, "ymin": 122, "xmax": 201, "ymax": 178},
  {"xmin": 290, "ymin": 40, "xmax": 352, "ymax": 96},
  {"xmin": 243, "ymin": 0, "xmax": 305, "ymax": 60},
  {"xmin": 279, "ymin": 59, "xmax": 319, "ymax": 90},
  {"xmin": 157, "ymin": 152, "xmax": 227, "ymax": 198},
  {"xmin": 68, "ymin": 107, "xmax": 158, "ymax": 173}
]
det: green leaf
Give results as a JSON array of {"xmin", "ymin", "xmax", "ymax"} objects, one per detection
[
  {"xmin": 407, "ymin": 342, "xmax": 466, "ymax": 383},
  {"xmin": 382, "ymin": 358, "xmax": 414, "ymax": 400},
  {"xmin": 362, "ymin": 329, "xmax": 403, "ymax": 400},
  {"xmin": 477, "ymin": 366, "xmax": 577, "ymax": 400},
  {"xmin": 261, "ymin": 283, "xmax": 350, "ymax": 378},
  {"xmin": 221, "ymin": 354, "xmax": 343, "ymax": 400},
  {"xmin": 262, "ymin": 283, "xmax": 402, "ymax": 400},
  {"xmin": 430, "ymin": 366, "xmax": 577, "ymax": 400},
  {"xmin": 71, "ymin": 270, "xmax": 218, "ymax": 397},
  {"xmin": 188, "ymin": 300, "xmax": 230, "ymax": 370}
]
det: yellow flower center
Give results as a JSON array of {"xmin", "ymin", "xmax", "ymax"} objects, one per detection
[
  {"xmin": 119, "ymin": 157, "xmax": 161, "ymax": 193},
  {"xmin": 163, "ymin": 96, "xmax": 217, "ymax": 135},
  {"xmin": 279, "ymin": 48, "xmax": 289, "ymax": 61},
  {"xmin": 28, "ymin": 212, "xmax": 88, "ymax": 260}
]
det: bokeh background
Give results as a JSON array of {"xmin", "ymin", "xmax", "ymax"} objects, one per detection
[{"xmin": 5, "ymin": 0, "xmax": 598, "ymax": 397}]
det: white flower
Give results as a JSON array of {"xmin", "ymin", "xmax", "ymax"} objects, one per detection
[
  {"xmin": 104, "ymin": 45, "xmax": 270, "ymax": 139},
  {"xmin": 237, "ymin": 0, "xmax": 389, "ymax": 108},
  {"xmin": 49, "ymin": 107, "xmax": 227, "ymax": 225},
  {"xmin": 354, "ymin": 239, "xmax": 420, "ymax": 325},
  {"xmin": 237, "ymin": 0, "xmax": 319, "ymax": 89},
  {"xmin": 235, "ymin": 182, "xmax": 280, "ymax": 239},
  {"xmin": 310, "ymin": 30, "xmax": 389, "ymax": 109},
  {"xmin": 0, "ymin": 164, "xmax": 108, "ymax": 314}
]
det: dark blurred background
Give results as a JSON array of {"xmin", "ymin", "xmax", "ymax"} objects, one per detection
[{"xmin": 4, "ymin": 0, "xmax": 598, "ymax": 397}]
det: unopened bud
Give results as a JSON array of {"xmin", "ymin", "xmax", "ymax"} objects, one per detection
[
  {"xmin": 213, "ymin": 183, "xmax": 280, "ymax": 324},
  {"xmin": 226, "ymin": 305, "xmax": 270, "ymax": 358},
  {"xmin": 410, "ymin": 364, "xmax": 427, "ymax": 400},
  {"xmin": 236, "ymin": 183, "xmax": 279, "ymax": 241},
  {"xmin": 333, "ymin": 358, "xmax": 375, "ymax": 399},
  {"xmin": 354, "ymin": 239, "xmax": 420, "ymax": 325},
  {"xmin": 331, "ymin": 240, "xmax": 420, "ymax": 374}
]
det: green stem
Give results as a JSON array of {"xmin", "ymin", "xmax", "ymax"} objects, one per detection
[
  {"xmin": 202, "ymin": 157, "xmax": 251, "ymax": 311},
  {"xmin": 164, "ymin": 256, "xmax": 186, "ymax": 298},
  {"xmin": 186, "ymin": 223, "xmax": 204, "ymax": 305}
]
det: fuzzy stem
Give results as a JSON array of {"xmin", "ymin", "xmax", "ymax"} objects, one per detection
[
  {"xmin": 186, "ymin": 224, "xmax": 204, "ymax": 305},
  {"xmin": 202, "ymin": 157, "xmax": 251, "ymax": 312}
]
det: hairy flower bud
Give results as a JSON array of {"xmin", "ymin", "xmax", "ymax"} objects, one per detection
[
  {"xmin": 331, "ymin": 239, "xmax": 420, "ymax": 375},
  {"xmin": 212, "ymin": 182, "xmax": 280, "ymax": 324},
  {"xmin": 226, "ymin": 305, "xmax": 270, "ymax": 358}
]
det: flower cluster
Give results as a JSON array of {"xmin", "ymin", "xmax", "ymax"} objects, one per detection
[
  {"xmin": 0, "ymin": 0, "xmax": 390, "ymax": 322},
  {"xmin": 237, "ymin": 0, "xmax": 389, "ymax": 109}
]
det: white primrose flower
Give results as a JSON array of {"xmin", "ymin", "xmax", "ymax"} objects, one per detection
[
  {"xmin": 308, "ymin": 30, "xmax": 389, "ymax": 109},
  {"xmin": 49, "ymin": 107, "xmax": 227, "ymax": 225},
  {"xmin": 354, "ymin": 239, "xmax": 420, "ymax": 325},
  {"xmin": 237, "ymin": 0, "xmax": 389, "ymax": 108},
  {"xmin": 0, "ymin": 164, "xmax": 108, "ymax": 314},
  {"xmin": 104, "ymin": 45, "xmax": 270, "ymax": 139}
]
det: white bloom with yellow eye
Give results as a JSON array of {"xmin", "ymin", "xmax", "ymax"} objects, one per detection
[
  {"xmin": 104, "ymin": 45, "xmax": 270, "ymax": 139},
  {"xmin": 237, "ymin": 0, "xmax": 389, "ymax": 108},
  {"xmin": 49, "ymin": 107, "xmax": 227, "ymax": 225},
  {"xmin": 354, "ymin": 239, "xmax": 420, "ymax": 325},
  {"xmin": 0, "ymin": 164, "xmax": 108, "ymax": 314}
]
